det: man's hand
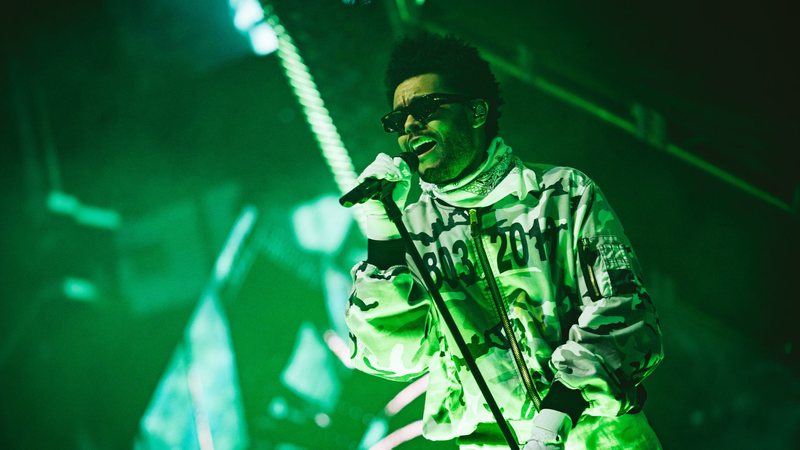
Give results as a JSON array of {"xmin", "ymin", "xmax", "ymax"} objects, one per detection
[
  {"xmin": 356, "ymin": 153, "xmax": 413, "ymax": 241},
  {"xmin": 522, "ymin": 409, "xmax": 573, "ymax": 450}
]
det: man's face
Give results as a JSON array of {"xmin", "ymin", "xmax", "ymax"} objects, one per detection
[{"xmin": 392, "ymin": 73, "xmax": 485, "ymax": 184}]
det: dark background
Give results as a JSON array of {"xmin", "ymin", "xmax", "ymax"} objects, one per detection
[{"xmin": 1, "ymin": 0, "xmax": 797, "ymax": 449}]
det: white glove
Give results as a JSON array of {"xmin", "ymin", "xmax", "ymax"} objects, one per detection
[
  {"xmin": 356, "ymin": 153, "xmax": 413, "ymax": 241},
  {"xmin": 522, "ymin": 409, "xmax": 573, "ymax": 450}
]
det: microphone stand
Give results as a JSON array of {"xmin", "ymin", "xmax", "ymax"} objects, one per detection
[{"xmin": 378, "ymin": 184, "xmax": 520, "ymax": 450}]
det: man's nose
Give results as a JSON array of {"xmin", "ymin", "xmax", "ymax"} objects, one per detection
[{"xmin": 403, "ymin": 114, "xmax": 424, "ymax": 134}]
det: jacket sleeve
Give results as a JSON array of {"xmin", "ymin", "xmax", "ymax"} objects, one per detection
[
  {"xmin": 550, "ymin": 178, "xmax": 664, "ymax": 417},
  {"xmin": 345, "ymin": 253, "xmax": 438, "ymax": 382}
]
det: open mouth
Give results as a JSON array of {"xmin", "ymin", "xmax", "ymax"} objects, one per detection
[{"xmin": 411, "ymin": 137, "xmax": 437, "ymax": 157}]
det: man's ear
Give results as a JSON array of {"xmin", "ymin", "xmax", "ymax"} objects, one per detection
[{"xmin": 470, "ymin": 99, "xmax": 488, "ymax": 128}]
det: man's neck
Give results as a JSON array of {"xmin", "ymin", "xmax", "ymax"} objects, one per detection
[{"xmin": 433, "ymin": 148, "xmax": 488, "ymax": 187}]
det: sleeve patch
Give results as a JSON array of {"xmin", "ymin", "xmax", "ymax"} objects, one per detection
[{"xmin": 580, "ymin": 236, "xmax": 642, "ymax": 299}]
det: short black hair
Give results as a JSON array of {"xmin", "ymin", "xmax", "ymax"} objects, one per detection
[{"xmin": 385, "ymin": 32, "xmax": 504, "ymax": 140}]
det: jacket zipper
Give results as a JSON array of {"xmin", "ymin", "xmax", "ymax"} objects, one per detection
[
  {"xmin": 580, "ymin": 238, "xmax": 602, "ymax": 299},
  {"xmin": 469, "ymin": 209, "xmax": 542, "ymax": 411}
]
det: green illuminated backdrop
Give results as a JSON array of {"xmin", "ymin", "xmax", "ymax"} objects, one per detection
[{"xmin": 0, "ymin": 1, "xmax": 796, "ymax": 449}]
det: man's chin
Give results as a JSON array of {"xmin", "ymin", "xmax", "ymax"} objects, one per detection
[
  {"xmin": 419, "ymin": 167, "xmax": 452, "ymax": 185},
  {"xmin": 418, "ymin": 172, "xmax": 438, "ymax": 184},
  {"xmin": 418, "ymin": 163, "xmax": 439, "ymax": 182}
]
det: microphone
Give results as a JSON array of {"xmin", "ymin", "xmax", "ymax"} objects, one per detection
[{"xmin": 339, "ymin": 152, "xmax": 419, "ymax": 207}]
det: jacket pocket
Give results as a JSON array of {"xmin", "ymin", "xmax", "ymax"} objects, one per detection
[{"xmin": 579, "ymin": 236, "xmax": 642, "ymax": 300}]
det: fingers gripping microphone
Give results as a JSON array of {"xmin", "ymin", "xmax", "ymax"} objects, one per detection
[{"xmin": 339, "ymin": 152, "xmax": 419, "ymax": 207}]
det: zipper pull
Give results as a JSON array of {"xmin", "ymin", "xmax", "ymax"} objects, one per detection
[
  {"xmin": 579, "ymin": 237, "xmax": 602, "ymax": 300},
  {"xmin": 469, "ymin": 209, "xmax": 480, "ymax": 237}
]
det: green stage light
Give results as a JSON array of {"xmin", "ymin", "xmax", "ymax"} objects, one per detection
[
  {"xmin": 47, "ymin": 190, "xmax": 79, "ymax": 215},
  {"xmin": 248, "ymin": 23, "xmax": 279, "ymax": 55},
  {"xmin": 136, "ymin": 295, "xmax": 249, "ymax": 450},
  {"xmin": 280, "ymin": 322, "xmax": 342, "ymax": 412},
  {"xmin": 232, "ymin": 0, "xmax": 264, "ymax": 31},
  {"xmin": 75, "ymin": 204, "xmax": 121, "ymax": 229},
  {"xmin": 228, "ymin": 0, "xmax": 277, "ymax": 56},
  {"xmin": 62, "ymin": 277, "xmax": 98, "ymax": 302},
  {"xmin": 47, "ymin": 190, "xmax": 121, "ymax": 229}
]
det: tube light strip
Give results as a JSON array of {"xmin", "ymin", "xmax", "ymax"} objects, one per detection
[{"xmin": 260, "ymin": 1, "xmax": 368, "ymax": 233}]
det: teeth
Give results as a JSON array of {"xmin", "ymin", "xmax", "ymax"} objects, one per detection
[{"xmin": 411, "ymin": 136, "xmax": 435, "ymax": 152}]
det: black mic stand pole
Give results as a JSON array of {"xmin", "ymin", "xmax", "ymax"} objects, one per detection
[{"xmin": 378, "ymin": 184, "xmax": 520, "ymax": 450}]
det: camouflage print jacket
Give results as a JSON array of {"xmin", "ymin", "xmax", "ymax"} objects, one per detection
[{"xmin": 345, "ymin": 141, "xmax": 663, "ymax": 441}]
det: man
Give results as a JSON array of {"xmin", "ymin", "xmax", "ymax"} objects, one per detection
[{"xmin": 345, "ymin": 33, "xmax": 664, "ymax": 449}]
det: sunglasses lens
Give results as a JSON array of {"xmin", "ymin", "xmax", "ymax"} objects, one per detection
[
  {"xmin": 382, "ymin": 111, "xmax": 406, "ymax": 132},
  {"xmin": 413, "ymin": 100, "xmax": 438, "ymax": 121},
  {"xmin": 382, "ymin": 99, "xmax": 437, "ymax": 133},
  {"xmin": 381, "ymin": 95, "xmax": 469, "ymax": 133}
]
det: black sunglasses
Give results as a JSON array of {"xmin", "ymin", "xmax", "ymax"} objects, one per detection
[{"xmin": 381, "ymin": 93, "xmax": 473, "ymax": 133}]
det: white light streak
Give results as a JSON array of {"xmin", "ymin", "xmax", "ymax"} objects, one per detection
[
  {"xmin": 384, "ymin": 375, "xmax": 429, "ymax": 416},
  {"xmin": 214, "ymin": 206, "xmax": 258, "ymax": 284},
  {"xmin": 323, "ymin": 329, "xmax": 355, "ymax": 369},
  {"xmin": 369, "ymin": 420, "xmax": 424, "ymax": 450}
]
